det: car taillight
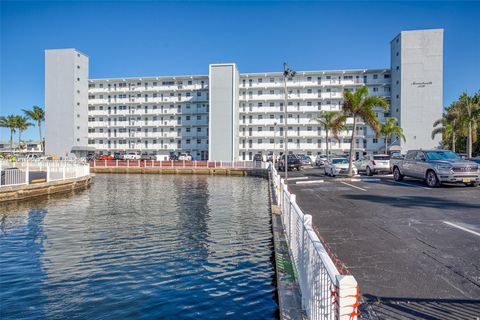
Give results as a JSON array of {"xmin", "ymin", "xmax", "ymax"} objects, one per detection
[{"xmin": 372, "ymin": 160, "xmax": 376, "ymax": 165}]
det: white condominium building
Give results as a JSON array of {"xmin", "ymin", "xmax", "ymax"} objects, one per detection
[{"xmin": 45, "ymin": 28, "xmax": 443, "ymax": 161}]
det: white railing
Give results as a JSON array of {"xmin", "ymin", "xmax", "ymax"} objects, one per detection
[
  {"xmin": 0, "ymin": 160, "xmax": 90, "ymax": 188},
  {"xmin": 89, "ymin": 159, "xmax": 270, "ymax": 169},
  {"xmin": 271, "ymin": 165, "xmax": 359, "ymax": 320}
]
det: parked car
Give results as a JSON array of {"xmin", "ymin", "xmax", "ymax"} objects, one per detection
[
  {"xmin": 315, "ymin": 155, "xmax": 328, "ymax": 166},
  {"xmin": 98, "ymin": 154, "xmax": 114, "ymax": 161},
  {"xmin": 123, "ymin": 152, "xmax": 141, "ymax": 160},
  {"xmin": 169, "ymin": 154, "xmax": 179, "ymax": 161},
  {"xmin": 297, "ymin": 154, "xmax": 313, "ymax": 166},
  {"xmin": 253, "ymin": 153, "xmax": 263, "ymax": 162},
  {"xmin": 278, "ymin": 154, "xmax": 302, "ymax": 171},
  {"xmin": 141, "ymin": 153, "xmax": 155, "ymax": 160},
  {"xmin": 113, "ymin": 152, "xmax": 123, "ymax": 160},
  {"xmin": 466, "ymin": 157, "xmax": 480, "ymax": 165},
  {"xmin": 178, "ymin": 153, "xmax": 192, "ymax": 161},
  {"xmin": 86, "ymin": 153, "xmax": 96, "ymax": 161},
  {"xmin": 392, "ymin": 149, "xmax": 480, "ymax": 187},
  {"xmin": 324, "ymin": 158, "xmax": 358, "ymax": 177},
  {"xmin": 355, "ymin": 154, "xmax": 391, "ymax": 176}
]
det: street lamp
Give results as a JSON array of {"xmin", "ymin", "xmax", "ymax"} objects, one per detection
[{"xmin": 283, "ymin": 63, "xmax": 296, "ymax": 184}]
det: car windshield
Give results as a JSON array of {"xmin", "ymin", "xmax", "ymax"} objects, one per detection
[
  {"xmin": 425, "ymin": 151, "xmax": 459, "ymax": 160},
  {"xmin": 332, "ymin": 158, "xmax": 348, "ymax": 164},
  {"xmin": 374, "ymin": 156, "xmax": 390, "ymax": 160}
]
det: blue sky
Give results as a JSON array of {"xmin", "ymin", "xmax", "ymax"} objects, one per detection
[{"xmin": 1, "ymin": 1, "xmax": 479, "ymax": 141}]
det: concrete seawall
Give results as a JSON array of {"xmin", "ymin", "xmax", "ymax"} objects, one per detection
[
  {"xmin": 0, "ymin": 175, "xmax": 92, "ymax": 203},
  {"xmin": 90, "ymin": 166, "xmax": 269, "ymax": 178}
]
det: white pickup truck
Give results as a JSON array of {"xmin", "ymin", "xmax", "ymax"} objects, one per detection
[{"xmin": 355, "ymin": 154, "xmax": 391, "ymax": 176}]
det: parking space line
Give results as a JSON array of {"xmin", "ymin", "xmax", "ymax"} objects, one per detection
[
  {"xmin": 341, "ymin": 181, "xmax": 367, "ymax": 191},
  {"xmin": 392, "ymin": 180, "xmax": 431, "ymax": 190},
  {"xmin": 296, "ymin": 180, "xmax": 325, "ymax": 185},
  {"xmin": 443, "ymin": 221, "xmax": 480, "ymax": 237},
  {"xmin": 287, "ymin": 177, "xmax": 309, "ymax": 181}
]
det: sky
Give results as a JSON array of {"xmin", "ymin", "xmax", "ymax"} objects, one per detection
[{"xmin": 1, "ymin": 0, "xmax": 479, "ymax": 141}]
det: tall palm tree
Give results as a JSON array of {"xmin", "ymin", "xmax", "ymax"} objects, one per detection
[
  {"xmin": 457, "ymin": 93, "xmax": 479, "ymax": 158},
  {"xmin": 0, "ymin": 115, "xmax": 18, "ymax": 152},
  {"xmin": 15, "ymin": 116, "xmax": 34, "ymax": 151},
  {"xmin": 334, "ymin": 86, "xmax": 388, "ymax": 176},
  {"xmin": 381, "ymin": 117, "xmax": 405, "ymax": 154},
  {"xmin": 23, "ymin": 105, "xmax": 45, "ymax": 153},
  {"xmin": 432, "ymin": 117, "xmax": 456, "ymax": 152},
  {"xmin": 311, "ymin": 111, "xmax": 345, "ymax": 160}
]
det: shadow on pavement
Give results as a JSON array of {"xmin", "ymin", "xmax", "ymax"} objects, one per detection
[
  {"xmin": 343, "ymin": 194, "xmax": 480, "ymax": 210},
  {"xmin": 360, "ymin": 294, "xmax": 480, "ymax": 320}
]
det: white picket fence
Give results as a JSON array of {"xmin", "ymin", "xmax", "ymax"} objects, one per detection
[
  {"xmin": 271, "ymin": 165, "xmax": 359, "ymax": 320},
  {"xmin": 0, "ymin": 160, "xmax": 90, "ymax": 188}
]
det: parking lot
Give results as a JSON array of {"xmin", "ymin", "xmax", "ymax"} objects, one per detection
[{"xmin": 278, "ymin": 166, "xmax": 480, "ymax": 319}]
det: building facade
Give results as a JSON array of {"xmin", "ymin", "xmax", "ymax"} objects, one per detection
[{"xmin": 45, "ymin": 29, "xmax": 443, "ymax": 161}]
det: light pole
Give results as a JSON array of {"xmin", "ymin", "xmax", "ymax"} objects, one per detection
[{"xmin": 283, "ymin": 63, "xmax": 296, "ymax": 184}]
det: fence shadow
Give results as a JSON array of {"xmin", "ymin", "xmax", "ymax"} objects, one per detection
[{"xmin": 360, "ymin": 294, "xmax": 480, "ymax": 320}]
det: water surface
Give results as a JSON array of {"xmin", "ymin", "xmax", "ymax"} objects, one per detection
[{"xmin": 0, "ymin": 174, "xmax": 277, "ymax": 319}]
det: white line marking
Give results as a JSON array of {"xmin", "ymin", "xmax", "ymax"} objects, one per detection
[
  {"xmin": 287, "ymin": 177, "xmax": 309, "ymax": 181},
  {"xmin": 443, "ymin": 221, "xmax": 480, "ymax": 237},
  {"xmin": 296, "ymin": 180, "xmax": 325, "ymax": 185},
  {"xmin": 393, "ymin": 181, "xmax": 431, "ymax": 190},
  {"xmin": 341, "ymin": 181, "xmax": 367, "ymax": 191},
  {"xmin": 351, "ymin": 178, "xmax": 381, "ymax": 182}
]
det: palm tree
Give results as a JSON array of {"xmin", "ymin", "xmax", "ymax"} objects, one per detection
[
  {"xmin": 457, "ymin": 93, "xmax": 479, "ymax": 158},
  {"xmin": 0, "ymin": 115, "xmax": 18, "ymax": 152},
  {"xmin": 311, "ymin": 111, "xmax": 345, "ymax": 160},
  {"xmin": 432, "ymin": 117, "xmax": 456, "ymax": 151},
  {"xmin": 15, "ymin": 116, "xmax": 34, "ymax": 151},
  {"xmin": 23, "ymin": 105, "xmax": 45, "ymax": 153},
  {"xmin": 334, "ymin": 86, "xmax": 388, "ymax": 176},
  {"xmin": 380, "ymin": 117, "xmax": 405, "ymax": 154}
]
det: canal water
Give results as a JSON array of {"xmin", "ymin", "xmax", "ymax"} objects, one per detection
[{"xmin": 0, "ymin": 175, "xmax": 278, "ymax": 319}]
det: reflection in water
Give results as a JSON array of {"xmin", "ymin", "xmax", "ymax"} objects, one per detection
[{"xmin": 0, "ymin": 174, "xmax": 278, "ymax": 319}]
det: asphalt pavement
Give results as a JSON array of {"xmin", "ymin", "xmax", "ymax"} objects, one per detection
[{"xmin": 278, "ymin": 166, "xmax": 480, "ymax": 319}]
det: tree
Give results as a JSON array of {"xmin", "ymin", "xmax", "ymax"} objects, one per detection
[
  {"xmin": 380, "ymin": 117, "xmax": 405, "ymax": 154},
  {"xmin": 335, "ymin": 86, "xmax": 388, "ymax": 176},
  {"xmin": 457, "ymin": 93, "xmax": 480, "ymax": 158},
  {"xmin": 311, "ymin": 111, "xmax": 345, "ymax": 160},
  {"xmin": 0, "ymin": 115, "xmax": 18, "ymax": 152},
  {"xmin": 23, "ymin": 105, "xmax": 45, "ymax": 153},
  {"xmin": 15, "ymin": 116, "xmax": 33, "ymax": 151}
]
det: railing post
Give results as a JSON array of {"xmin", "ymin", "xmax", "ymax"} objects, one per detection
[
  {"xmin": 220, "ymin": 161, "xmax": 223, "ymax": 168},
  {"xmin": 93, "ymin": 160, "xmax": 96, "ymax": 167},
  {"xmin": 336, "ymin": 275, "xmax": 359, "ymax": 320},
  {"xmin": 127, "ymin": 159, "xmax": 130, "ymax": 167},
  {"xmin": 25, "ymin": 163, "xmax": 29, "ymax": 185},
  {"xmin": 62, "ymin": 164, "xmax": 66, "ymax": 180},
  {"xmin": 104, "ymin": 159, "xmax": 107, "ymax": 167},
  {"xmin": 116, "ymin": 160, "xmax": 118, "ymax": 167},
  {"xmin": 289, "ymin": 194, "xmax": 296, "ymax": 244},
  {"xmin": 183, "ymin": 160, "xmax": 185, "ymax": 168},
  {"xmin": 138, "ymin": 160, "xmax": 141, "ymax": 167},
  {"xmin": 47, "ymin": 165, "xmax": 50, "ymax": 182}
]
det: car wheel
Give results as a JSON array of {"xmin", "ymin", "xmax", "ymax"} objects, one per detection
[
  {"xmin": 366, "ymin": 166, "xmax": 373, "ymax": 176},
  {"xmin": 466, "ymin": 182, "xmax": 479, "ymax": 187},
  {"xmin": 426, "ymin": 170, "xmax": 440, "ymax": 187},
  {"xmin": 393, "ymin": 167, "xmax": 404, "ymax": 181}
]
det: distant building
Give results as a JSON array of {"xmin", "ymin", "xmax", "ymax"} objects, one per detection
[{"xmin": 44, "ymin": 29, "xmax": 443, "ymax": 160}]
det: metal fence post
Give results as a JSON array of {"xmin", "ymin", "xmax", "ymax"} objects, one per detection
[
  {"xmin": 336, "ymin": 275, "xmax": 359, "ymax": 320},
  {"xmin": 62, "ymin": 164, "xmax": 66, "ymax": 180},
  {"xmin": 47, "ymin": 165, "xmax": 50, "ymax": 182},
  {"xmin": 25, "ymin": 163, "xmax": 29, "ymax": 185},
  {"xmin": 289, "ymin": 194, "xmax": 296, "ymax": 244}
]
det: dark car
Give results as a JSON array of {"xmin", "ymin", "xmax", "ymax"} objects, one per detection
[
  {"xmin": 113, "ymin": 152, "xmax": 123, "ymax": 160},
  {"xmin": 278, "ymin": 154, "xmax": 302, "ymax": 171},
  {"xmin": 253, "ymin": 154, "xmax": 263, "ymax": 162},
  {"xmin": 141, "ymin": 153, "xmax": 155, "ymax": 160},
  {"xmin": 466, "ymin": 157, "xmax": 480, "ymax": 165}
]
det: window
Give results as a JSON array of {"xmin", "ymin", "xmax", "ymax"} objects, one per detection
[
  {"xmin": 307, "ymin": 76, "xmax": 312, "ymax": 81},
  {"xmin": 384, "ymin": 74, "xmax": 390, "ymax": 78},
  {"xmin": 197, "ymin": 139, "xmax": 201, "ymax": 144},
  {"xmin": 269, "ymin": 102, "xmax": 275, "ymax": 107},
  {"xmin": 197, "ymin": 92, "xmax": 201, "ymax": 96},
  {"xmin": 258, "ymin": 139, "xmax": 262, "ymax": 144},
  {"xmin": 258, "ymin": 78, "xmax": 263, "ymax": 83},
  {"xmin": 373, "ymin": 138, "xmax": 378, "ymax": 143},
  {"xmin": 269, "ymin": 78, "xmax": 275, "ymax": 83},
  {"xmin": 373, "ymin": 74, "xmax": 378, "ymax": 79}
]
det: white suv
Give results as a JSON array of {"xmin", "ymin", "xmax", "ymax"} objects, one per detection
[
  {"xmin": 355, "ymin": 154, "xmax": 391, "ymax": 176},
  {"xmin": 123, "ymin": 152, "xmax": 141, "ymax": 160},
  {"xmin": 178, "ymin": 153, "xmax": 192, "ymax": 161}
]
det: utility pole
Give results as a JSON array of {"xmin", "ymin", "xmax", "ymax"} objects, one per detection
[{"xmin": 283, "ymin": 63, "xmax": 296, "ymax": 184}]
